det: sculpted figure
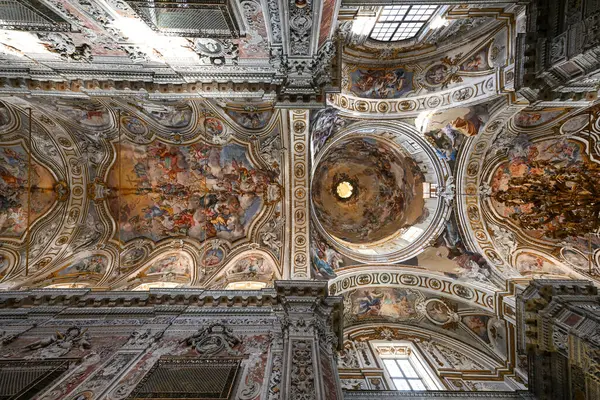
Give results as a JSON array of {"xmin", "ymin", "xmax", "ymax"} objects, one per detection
[
  {"xmin": 25, "ymin": 326, "xmax": 91, "ymax": 358},
  {"xmin": 181, "ymin": 323, "xmax": 241, "ymax": 356}
]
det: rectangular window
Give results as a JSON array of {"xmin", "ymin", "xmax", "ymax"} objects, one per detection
[
  {"xmin": 375, "ymin": 342, "xmax": 445, "ymax": 391},
  {"xmin": 383, "ymin": 358, "xmax": 428, "ymax": 391}
]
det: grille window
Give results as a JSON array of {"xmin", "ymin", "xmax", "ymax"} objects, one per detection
[
  {"xmin": 0, "ymin": 359, "xmax": 72, "ymax": 400},
  {"xmin": 0, "ymin": 0, "xmax": 72, "ymax": 31},
  {"xmin": 127, "ymin": 357, "xmax": 241, "ymax": 399},
  {"xmin": 124, "ymin": 0, "xmax": 242, "ymax": 38}
]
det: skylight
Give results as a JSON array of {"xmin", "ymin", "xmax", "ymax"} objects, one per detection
[{"xmin": 370, "ymin": 5, "xmax": 438, "ymax": 42}]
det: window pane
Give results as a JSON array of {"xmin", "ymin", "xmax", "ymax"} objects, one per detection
[
  {"xmin": 383, "ymin": 359, "xmax": 403, "ymax": 377},
  {"xmin": 398, "ymin": 359, "xmax": 418, "ymax": 378},
  {"xmin": 370, "ymin": 5, "xmax": 437, "ymax": 41},
  {"xmin": 371, "ymin": 22, "xmax": 399, "ymax": 41},
  {"xmin": 392, "ymin": 22, "xmax": 424, "ymax": 40},
  {"xmin": 408, "ymin": 379, "xmax": 426, "ymax": 390},
  {"xmin": 393, "ymin": 378, "xmax": 411, "ymax": 390},
  {"xmin": 379, "ymin": 5, "xmax": 409, "ymax": 22}
]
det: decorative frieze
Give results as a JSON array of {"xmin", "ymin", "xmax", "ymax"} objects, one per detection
[{"xmin": 288, "ymin": 110, "xmax": 311, "ymax": 279}]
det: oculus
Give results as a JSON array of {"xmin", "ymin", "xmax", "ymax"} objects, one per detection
[
  {"xmin": 333, "ymin": 174, "xmax": 359, "ymax": 202},
  {"xmin": 336, "ymin": 181, "xmax": 353, "ymax": 199}
]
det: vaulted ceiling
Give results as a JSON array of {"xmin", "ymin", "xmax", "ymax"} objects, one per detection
[{"xmin": 0, "ymin": 0, "xmax": 599, "ymax": 389}]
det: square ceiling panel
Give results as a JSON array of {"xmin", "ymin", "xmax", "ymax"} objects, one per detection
[{"xmin": 124, "ymin": 0, "xmax": 242, "ymax": 38}]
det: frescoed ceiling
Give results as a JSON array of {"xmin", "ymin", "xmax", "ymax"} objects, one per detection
[
  {"xmin": 0, "ymin": 97, "xmax": 288, "ymax": 290},
  {"xmin": 0, "ymin": 0, "xmax": 600, "ymax": 393},
  {"xmin": 0, "ymin": 0, "xmax": 592, "ymax": 315}
]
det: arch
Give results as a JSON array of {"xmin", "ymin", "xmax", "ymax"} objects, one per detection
[{"xmin": 205, "ymin": 249, "xmax": 280, "ymax": 289}]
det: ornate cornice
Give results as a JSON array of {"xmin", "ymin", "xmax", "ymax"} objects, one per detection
[
  {"xmin": 0, "ymin": 77, "xmax": 279, "ymax": 99},
  {"xmin": 343, "ymin": 390, "xmax": 534, "ymax": 399},
  {"xmin": 0, "ymin": 280, "xmax": 338, "ymax": 310}
]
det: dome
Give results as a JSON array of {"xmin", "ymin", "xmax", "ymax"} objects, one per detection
[{"xmin": 312, "ymin": 136, "xmax": 426, "ymax": 244}]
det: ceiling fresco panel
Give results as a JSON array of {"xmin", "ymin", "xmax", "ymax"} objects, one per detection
[
  {"xmin": 107, "ymin": 140, "xmax": 278, "ymax": 243},
  {"xmin": 460, "ymin": 104, "xmax": 600, "ymax": 285},
  {"xmin": 0, "ymin": 97, "xmax": 290, "ymax": 290},
  {"xmin": 489, "ymin": 137, "xmax": 596, "ymax": 240},
  {"xmin": 0, "ymin": 144, "xmax": 57, "ymax": 238}
]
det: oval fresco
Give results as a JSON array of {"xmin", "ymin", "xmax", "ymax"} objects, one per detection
[
  {"xmin": 0, "ymin": 252, "xmax": 11, "ymax": 279},
  {"xmin": 561, "ymin": 114, "xmax": 590, "ymax": 135},
  {"xmin": 560, "ymin": 248, "xmax": 589, "ymax": 271},
  {"xmin": 121, "ymin": 115, "xmax": 149, "ymax": 136},
  {"xmin": 423, "ymin": 299, "xmax": 458, "ymax": 326},
  {"xmin": 201, "ymin": 247, "xmax": 225, "ymax": 267},
  {"xmin": 0, "ymin": 101, "xmax": 13, "ymax": 130}
]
